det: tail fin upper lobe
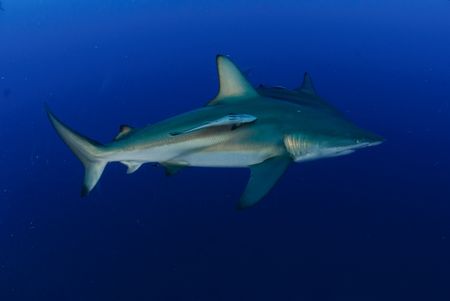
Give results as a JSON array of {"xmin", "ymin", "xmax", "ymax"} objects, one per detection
[{"xmin": 46, "ymin": 106, "xmax": 108, "ymax": 196}]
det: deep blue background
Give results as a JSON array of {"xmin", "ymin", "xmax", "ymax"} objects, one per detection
[{"xmin": 1, "ymin": 1, "xmax": 450, "ymax": 300}]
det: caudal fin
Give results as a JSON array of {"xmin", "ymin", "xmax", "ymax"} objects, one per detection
[{"xmin": 46, "ymin": 106, "xmax": 108, "ymax": 196}]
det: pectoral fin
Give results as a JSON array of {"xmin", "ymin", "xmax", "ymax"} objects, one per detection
[
  {"xmin": 238, "ymin": 156, "xmax": 291, "ymax": 210},
  {"xmin": 170, "ymin": 114, "xmax": 256, "ymax": 136}
]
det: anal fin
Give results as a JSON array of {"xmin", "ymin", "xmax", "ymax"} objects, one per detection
[{"xmin": 238, "ymin": 156, "xmax": 291, "ymax": 209}]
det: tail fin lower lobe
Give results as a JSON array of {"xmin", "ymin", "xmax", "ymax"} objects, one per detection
[{"xmin": 46, "ymin": 106, "xmax": 108, "ymax": 196}]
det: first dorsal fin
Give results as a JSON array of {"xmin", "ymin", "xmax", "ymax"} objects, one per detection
[
  {"xmin": 296, "ymin": 72, "xmax": 317, "ymax": 95},
  {"xmin": 208, "ymin": 55, "xmax": 258, "ymax": 106},
  {"xmin": 114, "ymin": 124, "xmax": 134, "ymax": 140}
]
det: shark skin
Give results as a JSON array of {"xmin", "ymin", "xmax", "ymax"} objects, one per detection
[{"xmin": 46, "ymin": 55, "xmax": 383, "ymax": 209}]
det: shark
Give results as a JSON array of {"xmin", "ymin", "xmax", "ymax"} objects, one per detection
[{"xmin": 46, "ymin": 55, "xmax": 383, "ymax": 209}]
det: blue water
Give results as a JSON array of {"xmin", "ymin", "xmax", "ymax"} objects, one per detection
[{"xmin": 1, "ymin": 1, "xmax": 450, "ymax": 300}]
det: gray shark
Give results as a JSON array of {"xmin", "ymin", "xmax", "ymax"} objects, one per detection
[{"xmin": 47, "ymin": 55, "xmax": 382, "ymax": 209}]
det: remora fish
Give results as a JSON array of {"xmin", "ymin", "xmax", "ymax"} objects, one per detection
[{"xmin": 46, "ymin": 55, "xmax": 383, "ymax": 209}]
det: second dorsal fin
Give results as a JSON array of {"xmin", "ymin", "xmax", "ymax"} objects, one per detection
[
  {"xmin": 114, "ymin": 124, "xmax": 134, "ymax": 140},
  {"xmin": 296, "ymin": 72, "xmax": 317, "ymax": 95}
]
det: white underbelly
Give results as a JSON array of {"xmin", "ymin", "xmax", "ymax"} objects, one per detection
[
  {"xmin": 176, "ymin": 151, "xmax": 272, "ymax": 167},
  {"xmin": 112, "ymin": 142, "xmax": 278, "ymax": 168},
  {"xmin": 110, "ymin": 132, "xmax": 282, "ymax": 167}
]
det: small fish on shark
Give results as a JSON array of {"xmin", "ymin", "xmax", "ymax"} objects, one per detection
[
  {"xmin": 169, "ymin": 114, "xmax": 257, "ymax": 136},
  {"xmin": 46, "ymin": 55, "xmax": 383, "ymax": 209}
]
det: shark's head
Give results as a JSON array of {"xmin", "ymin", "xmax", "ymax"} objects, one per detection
[
  {"xmin": 322, "ymin": 127, "xmax": 384, "ymax": 155},
  {"xmin": 284, "ymin": 125, "xmax": 383, "ymax": 162}
]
